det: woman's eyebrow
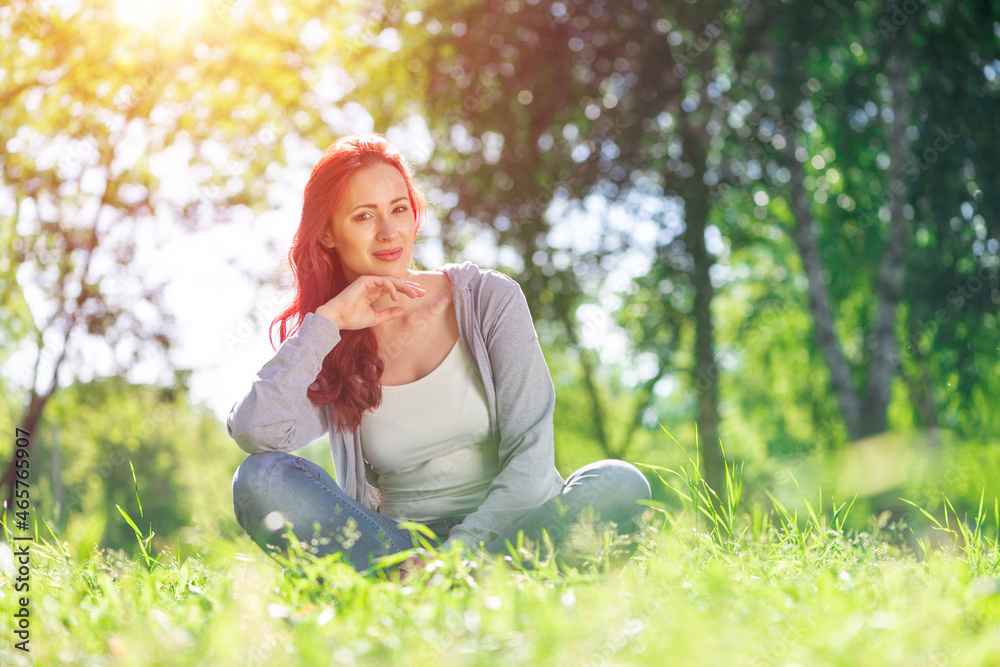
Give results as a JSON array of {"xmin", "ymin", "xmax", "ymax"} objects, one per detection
[{"xmin": 350, "ymin": 196, "xmax": 409, "ymax": 212}]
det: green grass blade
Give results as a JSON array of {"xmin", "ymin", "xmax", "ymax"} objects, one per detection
[{"xmin": 129, "ymin": 460, "xmax": 143, "ymax": 518}]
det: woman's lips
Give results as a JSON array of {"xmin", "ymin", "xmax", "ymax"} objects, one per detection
[{"xmin": 373, "ymin": 247, "xmax": 403, "ymax": 262}]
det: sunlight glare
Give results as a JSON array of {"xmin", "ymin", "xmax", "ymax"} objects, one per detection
[{"xmin": 113, "ymin": 0, "xmax": 213, "ymax": 31}]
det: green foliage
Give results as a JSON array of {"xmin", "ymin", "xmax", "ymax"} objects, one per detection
[
  {"xmin": 30, "ymin": 377, "xmax": 245, "ymax": 559},
  {"xmin": 548, "ymin": 345, "xmax": 669, "ymax": 469}
]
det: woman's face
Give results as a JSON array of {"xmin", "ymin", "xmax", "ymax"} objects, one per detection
[{"xmin": 322, "ymin": 162, "xmax": 416, "ymax": 284}]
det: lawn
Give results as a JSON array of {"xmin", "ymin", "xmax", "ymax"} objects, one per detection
[{"xmin": 2, "ymin": 462, "xmax": 1000, "ymax": 666}]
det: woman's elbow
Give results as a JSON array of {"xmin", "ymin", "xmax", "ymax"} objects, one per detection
[{"xmin": 227, "ymin": 413, "xmax": 281, "ymax": 454}]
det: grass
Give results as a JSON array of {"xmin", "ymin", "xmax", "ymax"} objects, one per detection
[{"xmin": 2, "ymin": 439, "xmax": 1000, "ymax": 666}]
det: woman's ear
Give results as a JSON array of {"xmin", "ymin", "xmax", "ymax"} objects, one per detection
[{"xmin": 319, "ymin": 233, "xmax": 335, "ymax": 249}]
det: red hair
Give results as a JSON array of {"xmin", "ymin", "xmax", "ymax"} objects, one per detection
[{"xmin": 271, "ymin": 135, "xmax": 427, "ymax": 431}]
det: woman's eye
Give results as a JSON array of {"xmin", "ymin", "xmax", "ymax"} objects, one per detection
[{"xmin": 394, "ymin": 206, "xmax": 409, "ymax": 214}]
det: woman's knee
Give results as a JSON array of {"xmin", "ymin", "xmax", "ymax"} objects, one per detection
[
  {"xmin": 611, "ymin": 460, "xmax": 651, "ymax": 499},
  {"xmin": 571, "ymin": 459, "xmax": 651, "ymax": 520},
  {"xmin": 233, "ymin": 451, "xmax": 293, "ymax": 497},
  {"xmin": 579, "ymin": 459, "xmax": 650, "ymax": 497},
  {"xmin": 231, "ymin": 451, "xmax": 297, "ymax": 522}
]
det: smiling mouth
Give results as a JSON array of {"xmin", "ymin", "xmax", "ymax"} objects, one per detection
[{"xmin": 373, "ymin": 248, "xmax": 404, "ymax": 261}]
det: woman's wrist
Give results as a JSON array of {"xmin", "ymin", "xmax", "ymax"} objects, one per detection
[{"xmin": 316, "ymin": 304, "xmax": 344, "ymax": 329}]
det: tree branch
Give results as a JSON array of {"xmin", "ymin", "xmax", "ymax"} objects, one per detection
[
  {"xmin": 560, "ymin": 310, "xmax": 613, "ymax": 459},
  {"xmin": 615, "ymin": 322, "xmax": 681, "ymax": 460}
]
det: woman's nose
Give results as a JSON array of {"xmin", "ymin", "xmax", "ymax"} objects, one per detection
[{"xmin": 376, "ymin": 215, "xmax": 397, "ymax": 240}]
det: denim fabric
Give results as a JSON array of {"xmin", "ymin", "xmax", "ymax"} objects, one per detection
[
  {"xmin": 232, "ymin": 451, "xmax": 651, "ymax": 572},
  {"xmin": 482, "ymin": 459, "xmax": 652, "ymax": 554}
]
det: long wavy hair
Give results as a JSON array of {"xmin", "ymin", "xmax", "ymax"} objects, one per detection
[{"xmin": 271, "ymin": 135, "xmax": 427, "ymax": 431}]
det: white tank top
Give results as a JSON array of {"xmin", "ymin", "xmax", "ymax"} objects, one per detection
[{"xmin": 360, "ymin": 341, "xmax": 500, "ymax": 522}]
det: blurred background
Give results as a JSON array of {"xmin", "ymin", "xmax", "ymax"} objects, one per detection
[{"xmin": 1, "ymin": 0, "xmax": 998, "ymax": 559}]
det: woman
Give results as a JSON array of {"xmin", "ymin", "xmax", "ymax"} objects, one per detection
[{"xmin": 228, "ymin": 134, "xmax": 651, "ymax": 574}]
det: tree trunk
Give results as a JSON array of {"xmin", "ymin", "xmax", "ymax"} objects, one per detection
[
  {"xmin": 1, "ymin": 391, "xmax": 50, "ymax": 519},
  {"xmin": 862, "ymin": 47, "xmax": 913, "ymax": 437},
  {"xmin": 782, "ymin": 44, "xmax": 913, "ymax": 443},
  {"xmin": 1, "ymin": 320, "xmax": 74, "ymax": 519},
  {"xmin": 689, "ymin": 218, "xmax": 723, "ymax": 492},
  {"xmin": 678, "ymin": 122, "xmax": 724, "ymax": 493},
  {"xmin": 902, "ymin": 311, "xmax": 940, "ymax": 446},
  {"xmin": 784, "ymin": 145, "xmax": 866, "ymax": 440}
]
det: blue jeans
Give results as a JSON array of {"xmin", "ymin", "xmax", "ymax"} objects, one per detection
[{"xmin": 232, "ymin": 451, "xmax": 651, "ymax": 572}]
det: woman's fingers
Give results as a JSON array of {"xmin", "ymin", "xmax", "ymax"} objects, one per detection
[
  {"xmin": 383, "ymin": 279, "xmax": 399, "ymax": 302},
  {"xmin": 372, "ymin": 306, "xmax": 406, "ymax": 325},
  {"xmin": 402, "ymin": 281, "xmax": 426, "ymax": 298},
  {"xmin": 391, "ymin": 277, "xmax": 426, "ymax": 298},
  {"xmin": 317, "ymin": 275, "xmax": 426, "ymax": 330},
  {"xmin": 367, "ymin": 276, "xmax": 424, "ymax": 301}
]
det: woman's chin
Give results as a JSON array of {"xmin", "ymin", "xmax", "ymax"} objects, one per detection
[{"xmin": 370, "ymin": 267, "xmax": 411, "ymax": 281}]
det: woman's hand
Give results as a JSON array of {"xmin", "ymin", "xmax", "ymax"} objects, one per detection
[
  {"xmin": 397, "ymin": 553, "xmax": 427, "ymax": 581},
  {"xmin": 316, "ymin": 276, "xmax": 425, "ymax": 330}
]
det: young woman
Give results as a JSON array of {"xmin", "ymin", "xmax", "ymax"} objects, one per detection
[{"xmin": 228, "ymin": 134, "xmax": 651, "ymax": 574}]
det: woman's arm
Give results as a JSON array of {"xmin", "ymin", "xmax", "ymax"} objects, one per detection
[
  {"xmin": 443, "ymin": 275, "xmax": 565, "ymax": 551},
  {"xmin": 226, "ymin": 312, "xmax": 339, "ymax": 454},
  {"xmin": 227, "ymin": 276, "xmax": 427, "ymax": 454}
]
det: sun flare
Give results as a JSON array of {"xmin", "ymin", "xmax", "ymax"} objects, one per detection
[{"xmin": 112, "ymin": 0, "xmax": 213, "ymax": 31}]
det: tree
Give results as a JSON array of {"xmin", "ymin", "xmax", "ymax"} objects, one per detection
[
  {"xmin": 339, "ymin": 0, "xmax": 745, "ymax": 490},
  {"xmin": 0, "ymin": 0, "xmax": 330, "ymax": 513},
  {"xmin": 30, "ymin": 377, "xmax": 244, "ymax": 556},
  {"xmin": 731, "ymin": 0, "xmax": 1000, "ymax": 444}
]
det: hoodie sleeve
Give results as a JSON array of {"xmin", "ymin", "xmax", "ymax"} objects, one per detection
[{"xmin": 226, "ymin": 312, "xmax": 340, "ymax": 454}]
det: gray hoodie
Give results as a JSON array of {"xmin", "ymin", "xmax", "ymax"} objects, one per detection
[{"xmin": 227, "ymin": 261, "xmax": 566, "ymax": 549}]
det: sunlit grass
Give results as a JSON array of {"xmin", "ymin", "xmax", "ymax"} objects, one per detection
[{"xmin": 2, "ymin": 438, "xmax": 1000, "ymax": 666}]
